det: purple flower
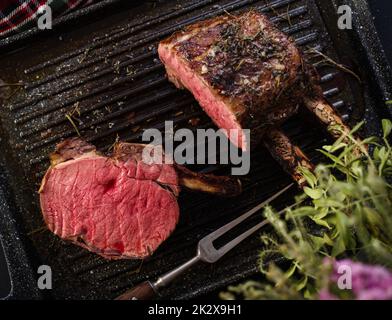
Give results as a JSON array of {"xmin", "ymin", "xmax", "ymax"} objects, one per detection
[{"xmin": 319, "ymin": 259, "xmax": 392, "ymax": 300}]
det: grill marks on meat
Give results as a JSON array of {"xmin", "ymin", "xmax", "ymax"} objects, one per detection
[
  {"xmin": 159, "ymin": 11, "xmax": 357, "ymax": 186},
  {"xmin": 40, "ymin": 138, "xmax": 241, "ymax": 259},
  {"xmin": 159, "ymin": 12, "xmax": 305, "ymax": 150}
]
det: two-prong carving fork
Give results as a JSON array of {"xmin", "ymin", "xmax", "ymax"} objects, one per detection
[{"xmin": 116, "ymin": 183, "xmax": 294, "ymax": 300}]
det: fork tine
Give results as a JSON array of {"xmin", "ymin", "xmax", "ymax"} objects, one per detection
[
  {"xmin": 217, "ymin": 217, "xmax": 273, "ymax": 257},
  {"xmin": 216, "ymin": 200, "xmax": 300, "ymax": 258},
  {"xmin": 201, "ymin": 183, "xmax": 294, "ymax": 243}
]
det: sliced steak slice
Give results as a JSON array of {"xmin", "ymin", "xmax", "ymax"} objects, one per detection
[
  {"xmin": 39, "ymin": 138, "xmax": 241, "ymax": 259},
  {"xmin": 158, "ymin": 11, "xmax": 305, "ymax": 151}
]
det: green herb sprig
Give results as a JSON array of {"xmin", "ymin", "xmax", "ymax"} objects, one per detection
[{"xmin": 221, "ymin": 119, "xmax": 392, "ymax": 300}]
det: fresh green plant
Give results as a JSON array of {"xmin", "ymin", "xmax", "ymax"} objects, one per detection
[{"xmin": 221, "ymin": 119, "xmax": 392, "ymax": 300}]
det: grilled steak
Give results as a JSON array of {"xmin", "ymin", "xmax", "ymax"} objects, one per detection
[
  {"xmin": 158, "ymin": 11, "xmax": 307, "ymax": 151},
  {"xmin": 39, "ymin": 138, "xmax": 241, "ymax": 259}
]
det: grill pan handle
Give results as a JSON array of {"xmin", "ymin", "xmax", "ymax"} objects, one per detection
[{"xmin": 115, "ymin": 281, "xmax": 158, "ymax": 300}]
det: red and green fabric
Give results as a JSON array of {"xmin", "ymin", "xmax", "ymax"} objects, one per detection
[{"xmin": 0, "ymin": 0, "xmax": 95, "ymax": 38}]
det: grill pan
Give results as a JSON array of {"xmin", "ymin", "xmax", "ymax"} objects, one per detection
[{"xmin": 0, "ymin": 0, "xmax": 391, "ymax": 300}]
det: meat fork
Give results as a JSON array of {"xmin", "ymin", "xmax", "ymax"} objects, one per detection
[{"xmin": 115, "ymin": 183, "xmax": 294, "ymax": 300}]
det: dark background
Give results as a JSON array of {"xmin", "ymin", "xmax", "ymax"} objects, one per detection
[
  {"xmin": 0, "ymin": 0, "xmax": 391, "ymax": 300},
  {"xmin": 368, "ymin": 0, "xmax": 392, "ymax": 65},
  {"xmin": 0, "ymin": 238, "xmax": 10, "ymax": 298},
  {"xmin": 0, "ymin": 165, "xmax": 12, "ymax": 298}
]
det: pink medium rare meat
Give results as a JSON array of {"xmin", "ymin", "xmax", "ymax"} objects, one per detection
[
  {"xmin": 39, "ymin": 138, "xmax": 241, "ymax": 259},
  {"xmin": 158, "ymin": 11, "xmax": 305, "ymax": 151}
]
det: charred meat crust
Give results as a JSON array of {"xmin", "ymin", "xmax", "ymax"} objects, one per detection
[
  {"xmin": 114, "ymin": 141, "xmax": 242, "ymax": 196},
  {"xmin": 49, "ymin": 137, "xmax": 97, "ymax": 166},
  {"xmin": 40, "ymin": 138, "xmax": 181, "ymax": 260},
  {"xmin": 45, "ymin": 138, "xmax": 242, "ymax": 197},
  {"xmin": 40, "ymin": 138, "xmax": 241, "ymax": 259},
  {"xmin": 263, "ymin": 129, "xmax": 314, "ymax": 187},
  {"xmin": 159, "ymin": 11, "xmax": 306, "ymax": 146},
  {"xmin": 175, "ymin": 165, "xmax": 242, "ymax": 197}
]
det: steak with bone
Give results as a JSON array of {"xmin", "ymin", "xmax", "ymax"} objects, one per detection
[
  {"xmin": 39, "ymin": 138, "xmax": 241, "ymax": 259},
  {"xmin": 158, "ymin": 11, "xmax": 354, "ymax": 185}
]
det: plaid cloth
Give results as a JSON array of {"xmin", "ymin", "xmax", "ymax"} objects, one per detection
[{"xmin": 0, "ymin": 0, "xmax": 95, "ymax": 38}]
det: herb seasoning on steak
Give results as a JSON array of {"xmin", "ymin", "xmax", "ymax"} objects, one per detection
[
  {"xmin": 158, "ymin": 11, "xmax": 356, "ymax": 185},
  {"xmin": 159, "ymin": 11, "xmax": 306, "ymax": 151}
]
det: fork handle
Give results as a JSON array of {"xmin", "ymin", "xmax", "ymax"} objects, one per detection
[
  {"xmin": 115, "ymin": 255, "xmax": 200, "ymax": 300},
  {"xmin": 115, "ymin": 281, "xmax": 157, "ymax": 300},
  {"xmin": 154, "ymin": 255, "xmax": 200, "ymax": 289}
]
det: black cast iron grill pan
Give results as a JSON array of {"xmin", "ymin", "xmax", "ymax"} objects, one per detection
[{"xmin": 0, "ymin": 0, "xmax": 390, "ymax": 300}]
